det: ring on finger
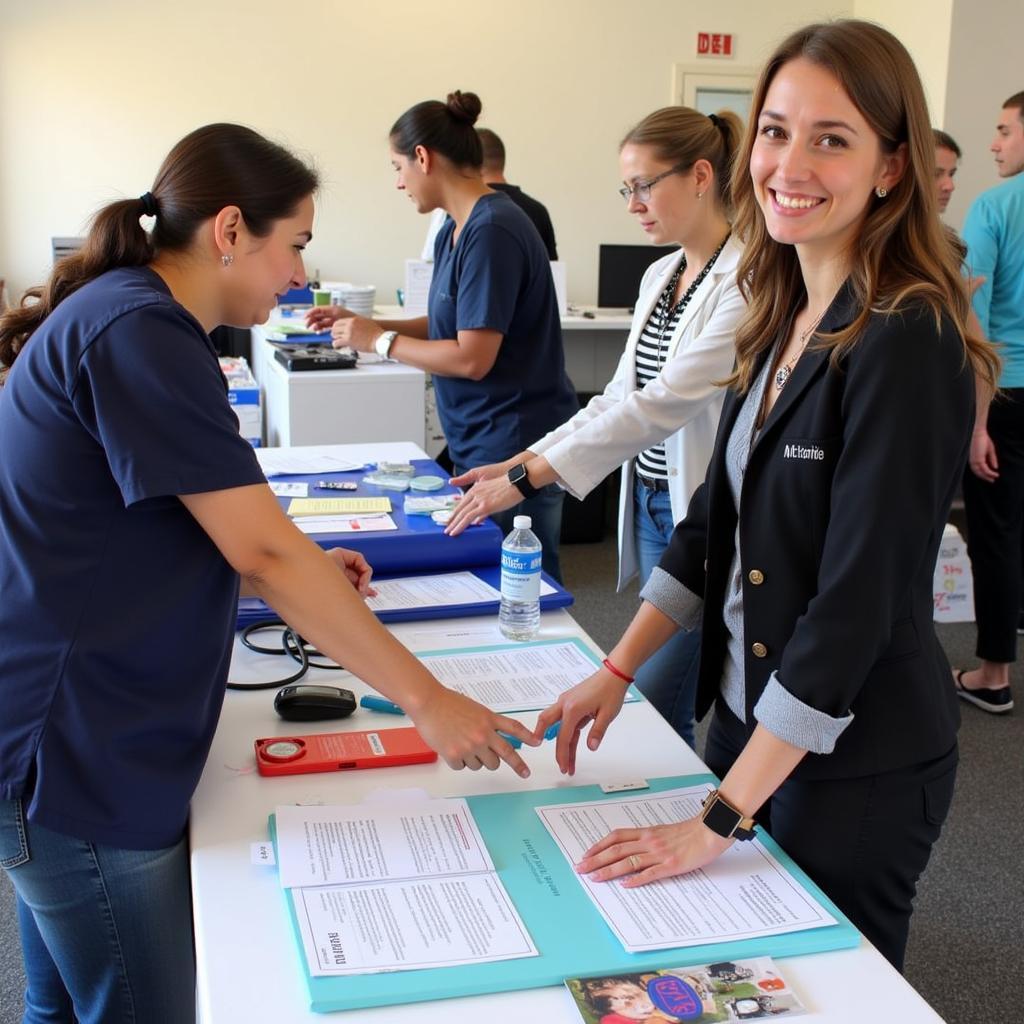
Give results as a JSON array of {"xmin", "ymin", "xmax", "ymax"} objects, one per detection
[{"xmin": 628, "ymin": 854, "xmax": 640, "ymax": 871}]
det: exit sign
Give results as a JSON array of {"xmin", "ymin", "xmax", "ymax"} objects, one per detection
[{"xmin": 697, "ymin": 33, "xmax": 733, "ymax": 56}]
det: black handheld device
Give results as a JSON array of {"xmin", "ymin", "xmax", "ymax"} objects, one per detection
[{"xmin": 274, "ymin": 684, "xmax": 357, "ymax": 721}]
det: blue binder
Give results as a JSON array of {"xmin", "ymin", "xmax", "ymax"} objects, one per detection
[
  {"xmin": 236, "ymin": 567, "xmax": 573, "ymax": 630},
  {"xmin": 271, "ymin": 774, "xmax": 860, "ymax": 1013},
  {"xmin": 267, "ymin": 458, "xmax": 502, "ymax": 574}
]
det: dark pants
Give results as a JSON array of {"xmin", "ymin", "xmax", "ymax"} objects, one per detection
[
  {"xmin": 704, "ymin": 702, "xmax": 957, "ymax": 972},
  {"xmin": 490, "ymin": 485, "xmax": 565, "ymax": 584},
  {"xmin": 963, "ymin": 388, "xmax": 1024, "ymax": 662}
]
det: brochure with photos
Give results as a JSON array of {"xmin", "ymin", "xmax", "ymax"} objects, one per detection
[{"xmin": 566, "ymin": 956, "xmax": 807, "ymax": 1023}]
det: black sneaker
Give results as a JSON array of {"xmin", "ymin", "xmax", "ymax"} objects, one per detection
[{"xmin": 953, "ymin": 670, "xmax": 1014, "ymax": 714}]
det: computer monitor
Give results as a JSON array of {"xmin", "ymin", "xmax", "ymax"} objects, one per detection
[{"xmin": 598, "ymin": 243, "xmax": 679, "ymax": 309}]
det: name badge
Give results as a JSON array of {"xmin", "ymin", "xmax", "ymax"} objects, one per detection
[{"xmin": 782, "ymin": 442, "xmax": 826, "ymax": 461}]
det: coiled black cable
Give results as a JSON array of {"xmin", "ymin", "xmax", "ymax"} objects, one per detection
[{"xmin": 226, "ymin": 620, "xmax": 345, "ymax": 690}]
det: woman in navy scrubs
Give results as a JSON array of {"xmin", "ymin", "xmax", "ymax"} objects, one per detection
[
  {"xmin": 306, "ymin": 91, "xmax": 578, "ymax": 580},
  {"xmin": 0, "ymin": 123, "xmax": 536, "ymax": 1023},
  {"xmin": 537, "ymin": 21, "xmax": 999, "ymax": 971}
]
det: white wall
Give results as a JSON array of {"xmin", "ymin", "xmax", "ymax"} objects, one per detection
[
  {"xmin": 852, "ymin": 0, "xmax": 954, "ymax": 127},
  {"xmin": 942, "ymin": 0, "xmax": 1024, "ymax": 231},
  {"xmin": 0, "ymin": 2, "xmax": 990, "ymax": 305},
  {"xmin": 0, "ymin": 0, "xmax": 847, "ymax": 307}
]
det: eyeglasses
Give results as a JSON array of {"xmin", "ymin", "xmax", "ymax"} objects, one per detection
[{"xmin": 618, "ymin": 163, "xmax": 688, "ymax": 203}]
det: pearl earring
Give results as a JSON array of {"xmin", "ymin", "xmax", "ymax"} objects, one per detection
[
  {"xmin": 875, "ymin": 186, "xmax": 888, "ymax": 198},
  {"xmin": 697, "ymin": 191, "xmax": 704, "ymax": 200},
  {"xmin": 221, "ymin": 254, "xmax": 234, "ymax": 267}
]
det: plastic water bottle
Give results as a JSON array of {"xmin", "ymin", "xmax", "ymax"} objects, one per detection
[{"xmin": 499, "ymin": 515, "xmax": 542, "ymax": 641}]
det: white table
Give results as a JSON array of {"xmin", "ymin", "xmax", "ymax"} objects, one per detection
[
  {"xmin": 250, "ymin": 325, "xmax": 426, "ymax": 448},
  {"xmin": 192, "ymin": 617, "xmax": 944, "ymax": 1021}
]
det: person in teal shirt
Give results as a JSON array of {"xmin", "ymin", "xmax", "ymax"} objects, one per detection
[{"xmin": 956, "ymin": 90, "xmax": 1024, "ymax": 715}]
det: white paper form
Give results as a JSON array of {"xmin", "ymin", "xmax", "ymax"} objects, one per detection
[
  {"xmin": 274, "ymin": 799, "xmax": 537, "ymax": 976},
  {"xmin": 365, "ymin": 571, "xmax": 500, "ymax": 612},
  {"xmin": 418, "ymin": 640, "xmax": 625, "ymax": 713},
  {"xmin": 293, "ymin": 513, "xmax": 397, "ymax": 535},
  {"xmin": 293, "ymin": 873, "xmax": 537, "ymax": 975},
  {"xmin": 537, "ymin": 786, "xmax": 837, "ymax": 953},
  {"xmin": 256, "ymin": 450, "xmax": 364, "ymax": 476},
  {"xmin": 274, "ymin": 799, "xmax": 492, "ymax": 889}
]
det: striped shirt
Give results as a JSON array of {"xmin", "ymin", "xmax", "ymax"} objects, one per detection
[{"xmin": 635, "ymin": 271, "xmax": 686, "ymax": 480}]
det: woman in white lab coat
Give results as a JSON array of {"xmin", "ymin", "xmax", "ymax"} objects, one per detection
[{"xmin": 447, "ymin": 106, "xmax": 745, "ymax": 747}]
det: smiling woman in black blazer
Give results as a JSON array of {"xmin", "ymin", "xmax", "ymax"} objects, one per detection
[{"xmin": 537, "ymin": 20, "xmax": 999, "ymax": 971}]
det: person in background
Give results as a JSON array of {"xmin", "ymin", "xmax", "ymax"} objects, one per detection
[
  {"xmin": 536, "ymin": 20, "xmax": 998, "ymax": 972},
  {"xmin": 955, "ymin": 90, "xmax": 1024, "ymax": 714},
  {"xmin": 478, "ymin": 127, "xmax": 559, "ymax": 260},
  {"xmin": 933, "ymin": 128, "xmax": 961, "ymax": 215},
  {"xmin": 0, "ymin": 123, "xmax": 537, "ymax": 1024},
  {"xmin": 446, "ymin": 106, "xmax": 745, "ymax": 748},
  {"xmin": 307, "ymin": 91, "xmax": 578, "ymax": 581}
]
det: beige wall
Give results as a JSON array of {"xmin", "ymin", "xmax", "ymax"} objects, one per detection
[
  {"xmin": 0, "ymin": 1, "xmax": 991, "ymax": 306},
  {"xmin": 852, "ymin": 1, "xmax": 954, "ymax": 127},
  {"xmin": 0, "ymin": 0, "xmax": 847, "ymax": 306},
  {"xmin": 942, "ymin": 0, "xmax": 1024, "ymax": 231}
]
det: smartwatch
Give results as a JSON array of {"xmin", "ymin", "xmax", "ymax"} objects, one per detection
[
  {"xmin": 374, "ymin": 330, "xmax": 398, "ymax": 358},
  {"xmin": 507, "ymin": 462, "xmax": 540, "ymax": 500},
  {"xmin": 700, "ymin": 789, "xmax": 757, "ymax": 841}
]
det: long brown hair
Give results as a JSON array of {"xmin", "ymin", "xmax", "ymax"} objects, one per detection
[
  {"xmin": 0, "ymin": 123, "xmax": 318, "ymax": 373},
  {"xmin": 728, "ymin": 20, "xmax": 999, "ymax": 392},
  {"xmin": 621, "ymin": 106, "xmax": 743, "ymax": 216}
]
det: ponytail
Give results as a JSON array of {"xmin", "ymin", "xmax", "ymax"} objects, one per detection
[{"xmin": 0, "ymin": 123, "xmax": 318, "ymax": 375}]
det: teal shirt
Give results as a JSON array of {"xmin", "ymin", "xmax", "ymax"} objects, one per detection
[{"xmin": 962, "ymin": 172, "xmax": 1024, "ymax": 388}]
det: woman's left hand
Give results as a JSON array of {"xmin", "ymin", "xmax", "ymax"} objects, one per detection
[
  {"xmin": 575, "ymin": 816, "xmax": 734, "ymax": 888},
  {"xmin": 445, "ymin": 475, "xmax": 523, "ymax": 535},
  {"xmin": 331, "ymin": 316, "xmax": 383, "ymax": 353},
  {"xmin": 324, "ymin": 546, "xmax": 377, "ymax": 597}
]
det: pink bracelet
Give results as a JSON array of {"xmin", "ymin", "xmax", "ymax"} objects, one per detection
[{"xmin": 602, "ymin": 657, "xmax": 635, "ymax": 684}]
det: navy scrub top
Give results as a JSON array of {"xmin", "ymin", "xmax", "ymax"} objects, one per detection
[
  {"xmin": 0, "ymin": 267, "xmax": 267, "ymax": 849},
  {"xmin": 428, "ymin": 191, "xmax": 578, "ymax": 471}
]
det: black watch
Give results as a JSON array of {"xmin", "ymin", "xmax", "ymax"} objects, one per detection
[
  {"xmin": 700, "ymin": 789, "xmax": 757, "ymax": 841},
  {"xmin": 507, "ymin": 462, "xmax": 540, "ymax": 500}
]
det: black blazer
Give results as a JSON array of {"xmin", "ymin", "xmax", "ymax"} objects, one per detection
[{"xmin": 659, "ymin": 284, "xmax": 972, "ymax": 779}]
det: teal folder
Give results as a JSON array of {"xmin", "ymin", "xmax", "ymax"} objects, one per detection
[{"xmin": 272, "ymin": 774, "xmax": 860, "ymax": 1013}]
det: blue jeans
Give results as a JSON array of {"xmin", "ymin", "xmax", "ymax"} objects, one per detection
[
  {"xmin": 490, "ymin": 484, "xmax": 565, "ymax": 584},
  {"xmin": 633, "ymin": 476, "xmax": 701, "ymax": 749},
  {"xmin": 0, "ymin": 799, "xmax": 195, "ymax": 1024}
]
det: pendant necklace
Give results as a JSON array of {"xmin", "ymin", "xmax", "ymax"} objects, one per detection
[{"xmin": 774, "ymin": 310, "xmax": 825, "ymax": 392}]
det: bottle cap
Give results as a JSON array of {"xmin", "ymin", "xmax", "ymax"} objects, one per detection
[{"xmin": 513, "ymin": 515, "xmax": 532, "ymax": 530}]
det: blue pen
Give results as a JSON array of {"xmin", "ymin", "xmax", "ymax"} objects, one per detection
[
  {"xmin": 500, "ymin": 722, "xmax": 561, "ymax": 749},
  {"xmin": 359, "ymin": 695, "xmax": 406, "ymax": 715}
]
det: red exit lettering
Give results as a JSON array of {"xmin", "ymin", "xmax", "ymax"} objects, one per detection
[{"xmin": 698, "ymin": 32, "xmax": 734, "ymax": 56}]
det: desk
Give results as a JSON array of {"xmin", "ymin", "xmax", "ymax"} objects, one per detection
[
  {"xmin": 250, "ymin": 310, "xmax": 631, "ymax": 449},
  {"xmin": 192, "ymin": 575, "xmax": 942, "ymax": 1018},
  {"xmin": 250, "ymin": 325, "xmax": 426, "ymax": 448}
]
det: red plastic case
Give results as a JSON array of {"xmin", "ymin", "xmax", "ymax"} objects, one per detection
[{"xmin": 254, "ymin": 727, "xmax": 437, "ymax": 776}]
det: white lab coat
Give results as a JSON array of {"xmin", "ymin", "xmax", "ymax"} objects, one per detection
[{"xmin": 530, "ymin": 236, "xmax": 745, "ymax": 590}]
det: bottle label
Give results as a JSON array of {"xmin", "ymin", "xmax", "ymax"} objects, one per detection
[{"xmin": 500, "ymin": 549, "xmax": 542, "ymax": 602}]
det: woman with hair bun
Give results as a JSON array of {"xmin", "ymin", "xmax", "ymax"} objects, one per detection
[
  {"xmin": 446, "ymin": 105, "xmax": 746, "ymax": 749},
  {"xmin": 538, "ymin": 20, "xmax": 999, "ymax": 971},
  {"xmin": 0, "ymin": 122, "xmax": 537, "ymax": 1023},
  {"xmin": 307, "ymin": 90, "xmax": 578, "ymax": 580}
]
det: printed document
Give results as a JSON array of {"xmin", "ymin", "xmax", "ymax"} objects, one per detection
[
  {"xmin": 365, "ymin": 571, "xmax": 500, "ymax": 612},
  {"xmin": 293, "ymin": 513, "xmax": 398, "ymax": 535},
  {"xmin": 537, "ymin": 785, "xmax": 837, "ymax": 952},
  {"xmin": 416, "ymin": 639, "xmax": 623, "ymax": 712},
  {"xmin": 256, "ymin": 449, "xmax": 364, "ymax": 476},
  {"xmin": 274, "ymin": 800, "xmax": 537, "ymax": 975}
]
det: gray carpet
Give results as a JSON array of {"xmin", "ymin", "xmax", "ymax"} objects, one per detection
[{"xmin": 1, "ymin": 534, "xmax": 1021, "ymax": 1022}]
